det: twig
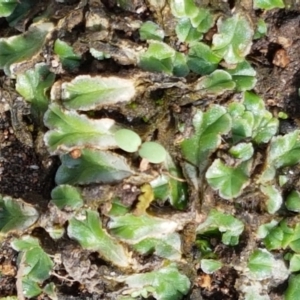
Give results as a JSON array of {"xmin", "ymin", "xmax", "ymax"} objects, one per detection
[
  {"xmin": 16, "ymin": 252, "xmax": 26, "ymax": 300},
  {"xmin": 51, "ymin": 271, "xmax": 76, "ymax": 283},
  {"xmin": 161, "ymin": 171, "xmax": 187, "ymax": 182}
]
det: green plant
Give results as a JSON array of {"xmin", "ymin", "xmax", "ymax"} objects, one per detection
[
  {"xmin": 139, "ymin": 21, "xmax": 165, "ymax": 41},
  {"xmin": 229, "ymin": 143, "xmax": 254, "ymax": 161},
  {"xmin": 286, "ymin": 190, "xmax": 300, "ymax": 212},
  {"xmin": 118, "ymin": 264, "xmax": 191, "ymax": 300},
  {"xmin": 195, "ymin": 69, "xmax": 236, "ymax": 94},
  {"xmin": 206, "ymin": 159, "xmax": 251, "ymax": 200},
  {"xmin": 114, "ymin": 129, "xmax": 142, "ymax": 153},
  {"xmin": 196, "ymin": 210, "xmax": 244, "ymax": 246},
  {"xmin": 226, "ymin": 61, "xmax": 257, "ymax": 91},
  {"xmin": 247, "ymin": 248, "xmax": 289, "ymax": 280},
  {"xmin": 289, "ymin": 254, "xmax": 300, "ymax": 272},
  {"xmin": 259, "ymin": 130, "xmax": 300, "ymax": 183},
  {"xmin": 254, "ymin": 19, "xmax": 267, "ymax": 39},
  {"xmin": 0, "ymin": 0, "xmax": 18, "ymax": 18},
  {"xmin": 0, "ymin": 22, "xmax": 54, "ymax": 75},
  {"xmin": 285, "ymin": 274, "xmax": 300, "ymax": 300},
  {"xmin": 140, "ymin": 2, "xmax": 255, "ymax": 78},
  {"xmin": 212, "ymin": 13, "xmax": 254, "ymax": 64},
  {"xmin": 175, "ymin": 18, "xmax": 204, "ymax": 44},
  {"xmin": 53, "ymin": 75, "xmax": 136, "ymax": 110},
  {"xmin": 1, "ymin": 0, "xmax": 35, "ymax": 27},
  {"xmin": 2, "ymin": 0, "xmax": 300, "ymax": 298},
  {"xmin": 54, "ymin": 39, "xmax": 81, "ymax": 70},
  {"xmin": 260, "ymin": 185, "xmax": 282, "ymax": 214},
  {"xmin": 150, "ymin": 152, "xmax": 188, "ymax": 210},
  {"xmin": 228, "ymin": 91, "xmax": 278, "ymax": 144},
  {"xmin": 200, "ymin": 259, "xmax": 223, "ymax": 274},
  {"xmin": 44, "ymin": 103, "xmax": 119, "ymax": 154},
  {"xmin": 0, "ymin": 195, "xmax": 39, "ymax": 233},
  {"xmin": 181, "ymin": 105, "xmax": 231, "ymax": 171},
  {"xmin": 55, "ymin": 149, "xmax": 134, "ymax": 185},
  {"xmin": 109, "ymin": 213, "xmax": 178, "ymax": 243},
  {"xmin": 259, "ymin": 220, "xmax": 300, "ymax": 253},
  {"xmin": 133, "ymin": 233, "xmax": 182, "ymax": 260},
  {"xmin": 11, "ymin": 236, "xmax": 54, "ymax": 298},
  {"xmin": 187, "ymin": 42, "xmax": 220, "ymax": 75},
  {"xmin": 16, "ymin": 63, "xmax": 55, "ymax": 124},
  {"xmin": 139, "ymin": 41, "xmax": 189, "ymax": 76},
  {"xmin": 51, "ymin": 185, "xmax": 83, "ymax": 210},
  {"xmin": 44, "ymin": 102, "xmax": 168, "ymax": 163},
  {"xmin": 68, "ymin": 210, "xmax": 132, "ymax": 267},
  {"xmin": 253, "ymin": 0, "xmax": 284, "ymax": 10},
  {"xmin": 138, "ymin": 141, "xmax": 167, "ymax": 163}
]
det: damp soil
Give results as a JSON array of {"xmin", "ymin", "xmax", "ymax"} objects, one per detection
[{"xmin": 1, "ymin": 1, "xmax": 300, "ymax": 300}]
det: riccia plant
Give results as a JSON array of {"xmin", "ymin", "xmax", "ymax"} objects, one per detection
[{"xmin": 0, "ymin": 0, "xmax": 298, "ymax": 299}]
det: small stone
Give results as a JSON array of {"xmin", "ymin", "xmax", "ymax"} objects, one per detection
[
  {"xmin": 277, "ymin": 36, "xmax": 292, "ymax": 48},
  {"xmin": 273, "ymin": 49, "xmax": 290, "ymax": 68},
  {"xmin": 70, "ymin": 149, "xmax": 82, "ymax": 159}
]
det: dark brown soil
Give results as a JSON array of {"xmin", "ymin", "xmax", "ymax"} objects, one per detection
[
  {"xmin": 253, "ymin": 9, "xmax": 300, "ymax": 119},
  {"xmin": 0, "ymin": 241, "xmax": 17, "ymax": 297}
]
